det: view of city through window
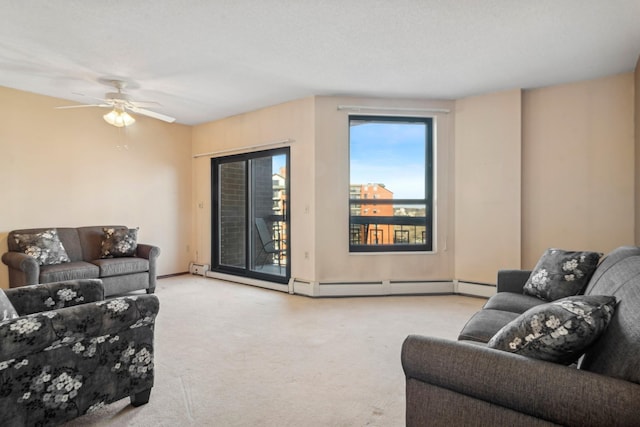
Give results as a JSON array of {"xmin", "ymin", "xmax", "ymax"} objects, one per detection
[
  {"xmin": 349, "ymin": 116, "xmax": 433, "ymax": 251},
  {"xmin": 268, "ymin": 155, "xmax": 288, "ymax": 269}
]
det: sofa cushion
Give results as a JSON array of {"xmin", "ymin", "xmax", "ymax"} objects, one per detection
[
  {"xmin": 483, "ymin": 292, "xmax": 544, "ymax": 314},
  {"xmin": 523, "ymin": 249, "xmax": 602, "ymax": 301},
  {"xmin": 102, "ymin": 273, "xmax": 150, "ymax": 297},
  {"xmin": 101, "ymin": 227, "xmax": 138, "ymax": 258},
  {"xmin": 91, "ymin": 257, "xmax": 149, "ymax": 278},
  {"xmin": 39, "ymin": 261, "xmax": 100, "ymax": 283},
  {"xmin": 583, "ymin": 247, "xmax": 640, "ymax": 295},
  {"xmin": 0, "ymin": 289, "xmax": 19, "ymax": 320},
  {"xmin": 76, "ymin": 226, "xmax": 126, "ymax": 262},
  {"xmin": 53, "ymin": 228, "xmax": 84, "ymax": 262},
  {"xmin": 13, "ymin": 229, "xmax": 71, "ymax": 266},
  {"xmin": 579, "ymin": 254, "xmax": 640, "ymax": 384},
  {"xmin": 487, "ymin": 295, "xmax": 616, "ymax": 365},
  {"xmin": 458, "ymin": 309, "xmax": 520, "ymax": 343}
]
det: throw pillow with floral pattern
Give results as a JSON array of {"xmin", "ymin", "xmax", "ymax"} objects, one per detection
[
  {"xmin": 0, "ymin": 289, "xmax": 19, "ymax": 321},
  {"xmin": 13, "ymin": 229, "xmax": 71, "ymax": 266},
  {"xmin": 101, "ymin": 227, "xmax": 138, "ymax": 258},
  {"xmin": 487, "ymin": 295, "xmax": 616, "ymax": 365},
  {"xmin": 523, "ymin": 249, "xmax": 602, "ymax": 301}
]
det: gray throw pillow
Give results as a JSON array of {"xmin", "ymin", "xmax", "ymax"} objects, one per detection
[
  {"xmin": 0, "ymin": 289, "xmax": 19, "ymax": 321},
  {"xmin": 13, "ymin": 229, "xmax": 71, "ymax": 266},
  {"xmin": 523, "ymin": 249, "xmax": 602, "ymax": 301},
  {"xmin": 101, "ymin": 227, "xmax": 139, "ymax": 258},
  {"xmin": 487, "ymin": 295, "xmax": 616, "ymax": 365}
]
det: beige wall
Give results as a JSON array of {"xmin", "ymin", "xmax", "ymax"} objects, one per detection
[
  {"xmin": 312, "ymin": 97, "xmax": 455, "ymax": 283},
  {"xmin": 191, "ymin": 97, "xmax": 316, "ymax": 280},
  {"xmin": 192, "ymin": 75, "xmax": 635, "ymax": 287},
  {"xmin": 2, "ymin": 69, "xmax": 637, "ymax": 290},
  {"xmin": 454, "ymin": 90, "xmax": 522, "ymax": 283},
  {"xmin": 191, "ymin": 96, "xmax": 455, "ymax": 284},
  {"xmin": 522, "ymin": 73, "xmax": 635, "ymax": 267},
  {"xmin": 0, "ymin": 86, "xmax": 193, "ymax": 289}
]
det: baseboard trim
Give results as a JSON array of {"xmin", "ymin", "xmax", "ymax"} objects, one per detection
[
  {"xmin": 190, "ymin": 273, "xmax": 495, "ymax": 299},
  {"xmin": 454, "ymin": 280, "xmax": 497, "ymax": 298},
  {"xmin": 206, "ymin": 271, "xmax": 290, "ymax": 293},
  {"xmin": 158, "ymin": 272, "xmax": 189, "ymax": 279},
  {"xmin": 291, "ymin": 279, "xmax": 460, "ymax": 298}
]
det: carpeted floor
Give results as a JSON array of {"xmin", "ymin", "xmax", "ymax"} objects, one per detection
[{"xmin": 66, "ymin": 275, "xmax": 485, "ymax": 426}]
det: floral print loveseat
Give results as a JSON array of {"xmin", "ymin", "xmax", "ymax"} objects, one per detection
[{"xmin": 0, "ymin": 279, "xmax": 159, "ymax": 426}]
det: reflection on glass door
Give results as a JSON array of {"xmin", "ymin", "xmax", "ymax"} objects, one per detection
[
  {"xmin": 212, "ymin": 148, "xmax": 290, "ymax": 283},
  {"xmin": 249, "ymin": 153, "xmax": 288, "ymax": 276},
  {"xmin": 218, "ymin": 161, "xmax": 246, "ymax": 269}
]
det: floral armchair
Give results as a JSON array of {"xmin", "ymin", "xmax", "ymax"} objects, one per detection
[{"xmin": 0, "ymin": 279, "xmax": 159, "ymax": 426}]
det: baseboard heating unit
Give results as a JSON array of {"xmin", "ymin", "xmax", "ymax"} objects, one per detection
[
  {"xmin": 201, "ymin": 272, "xmax": 496, "ymax": 299},
  {"xmin": 189, "ymin": 263, "xmax": 210, "ymax": 276}
]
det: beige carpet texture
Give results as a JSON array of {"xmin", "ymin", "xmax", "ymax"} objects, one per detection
[{"xmin": 65, "ymin": 276, "xmax": 486, "ymax": 426}]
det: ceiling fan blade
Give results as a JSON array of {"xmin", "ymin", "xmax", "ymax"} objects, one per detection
[
  {"xmin": 70, "ymin": 92, "xmax": 114, "ymax": 104},
  {"xmin": 129, "ymin": 106, "xmax": 176, "ymax": 123},
  {"xmin": 55, "ymin": 104, "xmax": 111, "ymax": 109},
  {"xmin": 129, "ymin": 100, "xmax": 161, "ymax": 107}
]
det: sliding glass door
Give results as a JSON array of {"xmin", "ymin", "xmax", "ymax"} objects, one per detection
[{"xmin": 211, "ymin": 148, "xmax": 290, "ymax": 283}]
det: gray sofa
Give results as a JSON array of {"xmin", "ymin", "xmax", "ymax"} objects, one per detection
[
  {"xmin": 402, "ymin": 246, "xmax": 640, "ymax": 426},
  {"xmin": 2, "ymin": 226, "xmax": 160, "ymax": 296}
]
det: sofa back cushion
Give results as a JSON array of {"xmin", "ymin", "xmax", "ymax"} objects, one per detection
[
  {"xmin": 8, "ymin": 228, "xmax": 83, "ymax": 262},
  {"xmin": 584, "ymin": 246, "xmax": 640, "ymax": 294},
  {"xmin": 580, "ymin": 248, "xmax": 640, "ymax": 384},
  {"xmin": 77, "ymin": 226, "xmax": 127, "ymax": 261}
]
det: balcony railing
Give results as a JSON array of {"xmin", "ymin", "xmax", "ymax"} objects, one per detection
[{"xmin": 350, "ymin": 215, "xmax": 428, "ymax": 248}]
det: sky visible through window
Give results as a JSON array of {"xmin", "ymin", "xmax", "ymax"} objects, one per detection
[
  {"xmin": 272, "ymin": 154, "xmax": 286, "ymax": 175},
  {"xmin": 350, "ymin": 121, "xmax": 426, "ymax": 200}
]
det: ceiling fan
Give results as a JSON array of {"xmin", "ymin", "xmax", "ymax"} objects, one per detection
[{"xmin": 56, "ymin": 78, "xmax": 176, "ymax": 127}]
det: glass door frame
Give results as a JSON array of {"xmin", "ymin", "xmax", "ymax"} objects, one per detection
[{"xmin": 210, "ymin": 147, "xmax": 291, "ymax": 284}]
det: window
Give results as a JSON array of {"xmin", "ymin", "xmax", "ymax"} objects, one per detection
[{"xmin": 349, "ymin": 115, "xmax": 433, "ymax": 252}]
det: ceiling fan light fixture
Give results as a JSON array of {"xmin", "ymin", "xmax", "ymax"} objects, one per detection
[{"xmin": 103, "ymin": 108, "xmax": 135, "ymax": 127}]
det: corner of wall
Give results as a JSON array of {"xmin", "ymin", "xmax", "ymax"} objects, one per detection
[{"xmin": 635, "ymin": 55, "xmax": 640, "ymax": 245}]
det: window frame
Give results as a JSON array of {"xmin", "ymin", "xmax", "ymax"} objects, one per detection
[{"xmin": 348, "ymin": 114, "xmax": 434, "ymax": 253}]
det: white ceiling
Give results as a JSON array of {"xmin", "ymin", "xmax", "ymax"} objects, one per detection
[{"xmin": 1, "ymin": 0, "xmax": 639, "ymax": 125}]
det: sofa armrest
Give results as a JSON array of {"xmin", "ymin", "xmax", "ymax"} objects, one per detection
[
  {"xmin": 136, "ymin": 244, "xmax": 160, "ymax": 261},
  {"xmin": 1, "ymin": 251, "xmax": 39, "ymax": 286},
  {"xmin": 496, "ymin": 269, "xmax": 532, "ymax": 293},
  {"xmin": 5, "ymin": 279, "xmax": 105, "ymax": 315},
  {"xmin": 0, "ymin": 294, "xmax": 159, "ymax": 362},
  {"xmin": 136, "ymin": 244, "xmax": 160, "ymax": 293},
  {"xmin": 401, "ymin": 335, "xmax": 640, "ymax": 426}
]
